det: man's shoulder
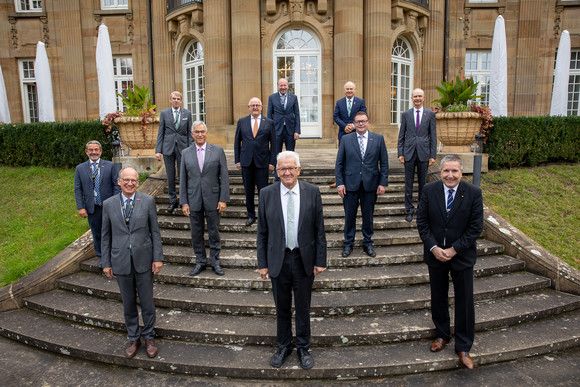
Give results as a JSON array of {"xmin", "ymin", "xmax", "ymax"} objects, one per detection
[
  {"xmin": 103, "ymin": 193, "xmax": 119, "ymax": 206},
  {"xmin": 354, "ymin": 96, "xmax": 365, "ymax": 103},
  {"xmin": 299, "ymin": 181, "xmax": 319, "ymax": 192},
  {"xmin": 459, "ymin": 180, "xmax": 481, "ymax": 194},
  {"xmin": 135, "ymin": 191, "xmax": 154, "ymax": 201},
  {"xmin": 369, "ymin": 131, "xmax": 384, "ymax": 140},
  {"xmin": 424, "ymin": 180, "xmax": 442, "ymax": 192},
  {"xmin": 75, "ymin": 160, "xmax": 88, "ymax": 170},
  {"xmin": 207, "ymin": 142, "xmax": 224, "ymax": 152}
]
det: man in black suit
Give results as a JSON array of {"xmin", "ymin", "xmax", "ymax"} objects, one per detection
[
  {"xmin": 74, "ymin": 140, "xmax": 120, "ymax": 265},
  {"xmin": 397, "ymin": 88, "xmax": 437, "ymax": 222},
  {"xmin": 257, "ymin": 151, "xmax": 327, "ymax": 370},
  {"xmin": 416, "ymin": 154, "xmax": 483, "ymax": 370},
  {"xmin": 155, "ymin": 91, "xmax": 193, "ymax": 212},
  {"xmin": 267, "ymin": 78, "xmax": 301, "ymax": 154},
  {"xmin": 335, "ymin": 111, "xmax": 389, "ymax": 258},
  {"xmin": 235, "ymin": 97, "xmax": 277, "ymax": 226}
]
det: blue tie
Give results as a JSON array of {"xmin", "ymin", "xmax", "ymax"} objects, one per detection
[
  {"xmin": 92, "ymin": 162, "xmax": 102, "ymax": 205},
  {"xmin": 446, "ymin": 189, "xmax": 454, "ymax": 217}
]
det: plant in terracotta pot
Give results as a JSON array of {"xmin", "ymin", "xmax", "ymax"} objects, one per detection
[{"xmin": 432, "ymin": 76, "xmax": 493, "ymax": 146}]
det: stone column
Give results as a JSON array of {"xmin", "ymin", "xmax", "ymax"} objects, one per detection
[
  {"xmin": 333, "ymin": 0, "xmax": 364, "ymax": 101},
  {"xmin": 203, "ymin": 0, "xmax": 233, "ymax": 125},
  {"xmin": 230, "ymin": 0, "xmax": 261, "ymax": 121}
]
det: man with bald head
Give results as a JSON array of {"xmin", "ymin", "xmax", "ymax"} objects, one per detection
[{"xmin": 267, "ymin": 78, "xmax": 301, "ymax": 156}]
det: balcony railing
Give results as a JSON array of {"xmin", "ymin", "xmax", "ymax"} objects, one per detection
[
  {"xmin": 406, "ymin": 0, "xmax": 430, "ymax": 9},
  {"xmin": 167, "ymin": 0, "xmax": 202, "ymax": 13}
]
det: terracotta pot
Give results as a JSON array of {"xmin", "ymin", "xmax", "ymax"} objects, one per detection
[
  {"xmin": 114, "ymin": 116, "xmax": 160, "ymax": 151},
  {"xmin": 435, "ymin": 111, "xmax": 482, "ymax": 146}
]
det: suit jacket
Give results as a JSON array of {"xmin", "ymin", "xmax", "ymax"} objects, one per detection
[
  {"xmin": 180, "ymin": 142, "xmax": 230, "ymax": 212},
  {"xmin": 234, "ymin": 115, "xmax": 277, "ymax": 168},
  {"xmin": 335, "ymin": 131, "xmax": 389, "ymax": 192},
  {"xmin": 257, "ymin": 181, "xmax": 327, "ymax": 278},
  {"xmin": 101, "ymin": 192, "xmax": 163, "ymax": 275},
  {"xmin": 397, "ymin": 107, "xmax": 437, "ymax": 162},
  {"xmin": 266, "ymin": 92, "xmax": 301, "ymax": 137},
  {"xmin": 155, "ymin": 107, "xmax": 192, "ymax": 155},
  {"xmin": 416, "ymin": 180, "xmax": 484, "ymax": 271},
  {"xmin": 333, "ymin": 96, "xmax": 367, "ymax": 139},
  {"xmin": 74, "ymin": 159, "xmax": 120, "ymax": 214}
]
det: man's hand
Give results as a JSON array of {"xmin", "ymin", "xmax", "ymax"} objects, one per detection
[
  {"xmin": 377, "ymin": 185, "xmax": 386, "ymax": 195},
  {"xmin": 78, "ymin": 209, "xmax": 88, "ymax": 218},
  {"xmin": 314, "ymin": 266, "xmax": 326, "ymax": 276},
  {"xmin": 398, "ymin": 156, "xmax": 405, "ymax": 164},
  {"xmin": 155, "ymin": 152, "xmax": 163, "ymax": 161},
  {"xmin": 443, "ymin": 247, "xmax": 457, "ymax": 259},
  {"xmin": 294, "ymin": 133, "xmax": 300, "ymax": 140},
  {"xmin": 103, "ymin": 267, "xmax": 113, "ymax": 279},
  {"xmin": 236, "ymin": 163, "xmax": 242, "ymax": 171},
  {"xmin": 432, "ymin": 247, "xmax": 452, "ymax": 262},
  {"xmin": 268, "ymin": 164, "xmax": 275, "ymax": 171},
  {"xmin": 345, "ymin": 124, "xmax": 354, "ymax": 134},
  {"xmin": 258, "ymin": 268, "xmax": 269, "ymax": 280},
  {"xmin": 217, "ymin": 201, "xmax": 227, "ymax": 213},
  {"xmin": 152, "ymin": 261, "xmax": 163, "ymax": 274},
  {"xmin": 428, "ymin": 157, "xmax": 436, "ymax": 166},
  {"xmin": 182, "ymin": 204, "xmax": 190, "ymax": 216},
  {"xmin": 337, "ymin": 185, "xmax": 346, "ymax": 199}
]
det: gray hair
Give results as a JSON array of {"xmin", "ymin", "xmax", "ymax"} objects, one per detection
[
  {"xmin": 85, "ymin": 140, "xmax": 102, "ymax": 150},
  {"xmin": 411, "ymin": 88, "xmax": 425, "ymax": 97},
  {"xmin": 248, "ymin": 97, "xmax": 262, "ymax": 106},
  {"xmin": 344, "ymin": 81, "xmax": 356, "ymax": 89},
  {"xmin": 440, "ymin": 154, "xmax": 463, "ymax": 170},
  {"xmin": 191, "ymin": 121, "xmax": 208, "ymax": 133},
  {"xmin": 170, "ymin": 91, "xmax": 182, "ymax": 99},
  {"xmin": 118, "ymin": 166, "xmax": 138, "ymax": 179},
  {"xmin": 276, "ymin": 151, "xmax": 301, "ymax": 168}
]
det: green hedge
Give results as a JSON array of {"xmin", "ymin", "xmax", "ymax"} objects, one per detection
[
  {"xmin": 0, "ymin": 120, "xmax": 117, "ymax": 167},
  {"xmin": 484, "ymin": 116, "xmax": 580, "ymax": 168}
]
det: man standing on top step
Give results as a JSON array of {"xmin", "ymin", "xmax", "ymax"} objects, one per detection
[{"xmin": 416, "ymin": 154, "xmax": 483, "ymax": 370}]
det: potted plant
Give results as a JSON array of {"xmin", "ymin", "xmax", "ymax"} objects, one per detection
[
  {"xmin": 432, "ymin": 76, "xmax": 493, "ymax": 146},
  {"xmin": 102, "ymin": 84, "xmax": 159, "ymax": 153}
]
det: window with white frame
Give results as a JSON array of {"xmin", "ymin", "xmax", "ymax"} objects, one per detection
[
  {"xmin": 19, "ymin": 59, "xmax": 38, "ymax": 122},
  {"xmin": 391, "ymin": 37, "xmax": 413, "ymax": 125},
  {"xmin": 568, "ymin": 50, "xmax": 580, "ymax": 116},
  {"xmin": 15, "ymin": 0, "xmax": 42, "ymax": 12},
  {"xmin": 465, "ymin": 50, "xmax": 491, "ymax": 106},
  {"xmin": 183, "ymin": 41, "xmax": 205, "ymax": 122},
  {"xmin": 467, "ymin": 0, "xmax": 498, "ymax": 3},
  {"xmin": 101, "ymin": 0, "xmax": 128, "ymax": 10},
  {"xmin": 113, "ymin": 56, "xmax": 133, "ymax": 112}
]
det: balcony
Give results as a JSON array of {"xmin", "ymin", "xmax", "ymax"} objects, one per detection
[{"xmin": 167, "ymin": 0, "xmax": 202, "ymax": 14}]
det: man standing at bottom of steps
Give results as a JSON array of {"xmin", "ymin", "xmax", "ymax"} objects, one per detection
[
  {"xmin": 257, "ymin": 151, "xmax": 327, "ymax": 370},
  {"xmin": 416, "ymin": 154, "xmax": 483, "ymax": 370}
]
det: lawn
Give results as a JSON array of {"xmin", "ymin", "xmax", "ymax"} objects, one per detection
[{"xmin": 480, "ymin": 163, "xmax": 580, "ymax": 270}]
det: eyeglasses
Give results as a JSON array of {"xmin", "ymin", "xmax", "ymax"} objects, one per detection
[
  {"xmin": 193, "ymin": 130, "xmax": 206, "ymax": 135},
  {"xmin": 249, "ymin": 104, "xmax": 262, "ymax": 108},
  {"xmin": 354, "ymin": 120, "xmax": 369, "ymax": 125},
  {"xmin": 277, "ymin": 167, "xmax": 299, "ymax": 173},
  {"xmin": 120, "ymin": 178, "xmax": 138, "ymax": 184}
]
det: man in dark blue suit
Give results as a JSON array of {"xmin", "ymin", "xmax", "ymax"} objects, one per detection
[
  {"xmin": 335, "ymin": 111, "xmax": 389, "ymax": 258},
  {"xmin": 267, "ymin": 78, "xmax": 300, "ymax": 157},
  {"xmin": 397, "ymin": 88, "xmax": 437, "ymax": 222},
  {"xmin": 333, "ymin": 81, "xmax": 367, "ymax": 144},
  {"xmin": 235, "ymin": 97, "xmax": 277, "ymax": 226},
  {"xmin": 74, "ymin": 140, "xmax": 120, "ymax": 265},
  {"xmin": 416, "ymin": 155, "xmax": 483, "ymax": 370}
]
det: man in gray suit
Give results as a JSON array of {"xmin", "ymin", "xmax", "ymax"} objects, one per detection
[
  {"xmin": 397, "ymin": 88, "xmax": 437, "ymax": 222},
  {"xmin": 101, "ymin": 166, "xmax": 163, "ymax": 359},
  {"xmin": 74, "ymin": 140, "xmax": 120, "ymax": 265},
  {"xmin": 155, "ymin": 91, "xmax": 193, "ymax": 212},
  {"xmin": 180, "ymin": 121, "xmax": 230, "ymax": 276}
]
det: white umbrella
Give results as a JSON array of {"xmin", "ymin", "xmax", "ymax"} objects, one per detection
[
  {"xmin": 550, "ymin": 30, "xmax": 571, "ymax": 116},
  {"xmin": 0, "ymin": 64, "xmax": 10, "ymax": 123},
  {"xmin": 489, "ymin": 15, "xmax": 508, "ymax": 117},
  {"xmin": 96, "ymin": 23, "xmax": 117, "ymax": 120},
  {"xmin": 35, "ymin": 41, "xmax": 55, "ymax": 122}
]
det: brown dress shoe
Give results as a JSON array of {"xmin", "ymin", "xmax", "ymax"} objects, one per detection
[
  {"xmin": 125, "ymin": 339, "xmax": 141, "ymax": 358},
  {"xmin": 430, "ymin": 338, "xmax": 448, "ymax": 352},
  {"xmin": 145, "ymin": 339, "xmax": 158, "ymax": 358},
  {"xmin": 457, "ymin": 351, "xmax": 474, "ymax": 369},
  {"xmin": 329, "ymin": 182, "xmax": 337, "ymax": 188}
]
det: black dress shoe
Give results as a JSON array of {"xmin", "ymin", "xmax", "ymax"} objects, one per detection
[
  {"xmin": 363, "ymin": 245, "xmax": 376, "ymax": 258},
  {"xmin": 188, "ymin": 264, "xmax": 206, "ymax": 276},
  {"xmin": 297, "ymin": 348, "xmax": 314, "ymax": 370},
  {"xmin": 270, "ymin": 346, "xmax": 292, "ymax": 368},
  {"xmin": 167, "ymin": 202, "xmax": 177, "ymax": 212},
  {"xmin": 405, "ymin": 208, "xmax": 414, "ymax": 222},
  {"xmin": 211, "ymin": 263, "xmax": 225, "ymax": 276},
  {"xmin": 245, "ymin": 216, "xmax": 256, "ymax": 227},
  {"xmin": 341, "ymin": 246, "xmax": 353, "ymax": 257}
]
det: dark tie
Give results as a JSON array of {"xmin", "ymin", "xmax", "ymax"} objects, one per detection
[
  {"xmin": 92, "ymin": 162, "xmax": 102, "ymax": 205},
  {"xmin": 280, "ymin": 94, "xmax": 286, "ymax": 110},
  {"xmin": 446, "ymin": 189, "xmax": 455, "ymax": 217},
  {"xmin": 174, "ymin": 109, "xmax": 179, "ymax": 126},
  {"xmin": 359, "ymin": 135, "xmax": 365, "ymax": 158},
  {"xmin": 123, "ymin": 198, "xmax": 133, "ymax": 227},
  {"xmin": 347, "ymin": 99, "xmax": 352, "ymax": 116},
  {"xmin": 416, "ymin": 109, "xmax": 420, "ymax": 132}
]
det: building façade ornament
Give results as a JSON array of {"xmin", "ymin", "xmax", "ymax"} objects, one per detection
[
  {"xmin": 554, "ymin": 5, "xmax": 563, "ymax": 39},
  {"xmin": 463, "ymin": 8, "xmax": 471, "ymax": 39},
  {"xmin": 8, "ymin": 17, "xmax": 18, "ymax": 49},
  {"xmin": 40, "ymin": 16, "xmax": 50, "ymax": 47}
]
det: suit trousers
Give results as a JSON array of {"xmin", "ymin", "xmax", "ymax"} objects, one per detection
[
  {"xmin": 404, "ymin": 151, "xmax": 428, "ymax": 212},
  {"xmin": 163, "ymin": 147, "xmax": 182, "ymax": 204},
  {"xmin": 343, "ymin": 186, "xmax": 377, "ymax": 248},
  {"xmin": 276, "ymin": 126, "xmax": 296, "ymax": 153},
  {"xmin": 241, "ymin": 160, "xmax": 269, "ymax": 218},
  {"xmin": 428, "ymin": 263, "xmax": 475, "ymax": 352},
  {"xmin": 116, "ymin": 258, "xmax": 156, "ymax": 341},
  {"xmin": 88, "ymin": 205, "xmax": 103, "ymax": 260},
  {"xmin": 189, "ymin": 208, "xmax": 221, "ymax": 266},
  {"xmin": 271, "ymin": 249, "xmax": 314, "ymax": 350}
]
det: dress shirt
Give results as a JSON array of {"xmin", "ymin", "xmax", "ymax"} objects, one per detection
[
  {"xmin": 280, "ymin": 181, "xmax": 300, "ymax": 249},
  {"xmin": 430, "ymin": 183, "xmax": 459, "ymax": 251},
  {"xmin": 120, "ymin": 193, "xmax": 136, "ymax": 212}
]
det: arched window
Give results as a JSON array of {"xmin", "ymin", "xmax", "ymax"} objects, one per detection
[
  {"xmin": 391, "ymin": 37, "xmax": 414, "ymax": 124},
  {"xmin": 183, "ymin": 41, "xmax": 205, "ymax": 122},
  {"xmin": 273, "ymin": 29, "xmax": 321, "ymax": 138}
]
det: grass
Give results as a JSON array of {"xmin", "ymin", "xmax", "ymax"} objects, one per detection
[
  {"xmin": 480, "ymin": 164, "xmax": 580, "ymax": 270},
  {"xmin": 0, "ymin": 167, "xmax": 88, "ymax": 287}
]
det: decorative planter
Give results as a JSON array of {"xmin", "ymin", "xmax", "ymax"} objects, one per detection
[
  {"xmin": 435, "ymin": 111, "xmax": 482, "ymax": 146},
  {"xmin": 114, "ymin": 116, "xmax": 160, "ymax": 152}
]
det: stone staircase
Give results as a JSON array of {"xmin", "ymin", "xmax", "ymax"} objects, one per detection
[{"xmin": 0, "ymin": 158, "xmax": 579, "ymax": 381}]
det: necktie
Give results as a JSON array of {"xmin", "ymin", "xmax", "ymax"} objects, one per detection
[
  {"xmin": 92, "ymin": 162, "xmax": 102, "ymax": 205},
  {"xmin": 253, "ymin": 118, "xmax": 259, "ymax": 138},
  {"xmin": 123, "ymin": 198, "xmax": 133, "ymax": 227},
  {"xmin": 359, "ymin": 135, "xmax": 365, "ymax": 158},
  {"xmin": 280, "ymin": 94, "xmax": 286, "ymax": 110},
  {"xmin": 286, "ymin": 189, "xmax": 295, "ymax": 249},
  {"xmin": 416, "ymin": 109, "xmax": 420, "ymax": 132},
  {"xmin": 197, "ymin": 148, "xmax": 204, "ymax": 172},
  {"xmin": 446, "ymin": 189, "xmax": 455, "ymax": 217},
  {"xmin": 174, "ymin": 109, "xmax": 179, "ymax": 126},
  {"xmin": 347, "ymin": 99, "xmax": 352, "ymax": 116}
]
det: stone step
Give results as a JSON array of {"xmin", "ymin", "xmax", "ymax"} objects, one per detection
[
  {"xmin": 56, "ymin": 269, "xmax": 550, "ymax": 316},
  {"xmin": 23, "ymin": 289, "xmax": 580, "ymax": 347},
  {"xmin": 80, "ymin": 255, "xmax": 524, "ymax": 291},
  {"xmin": 1, "ymin": 307, "xmax": 578, "ymax": 379}
]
